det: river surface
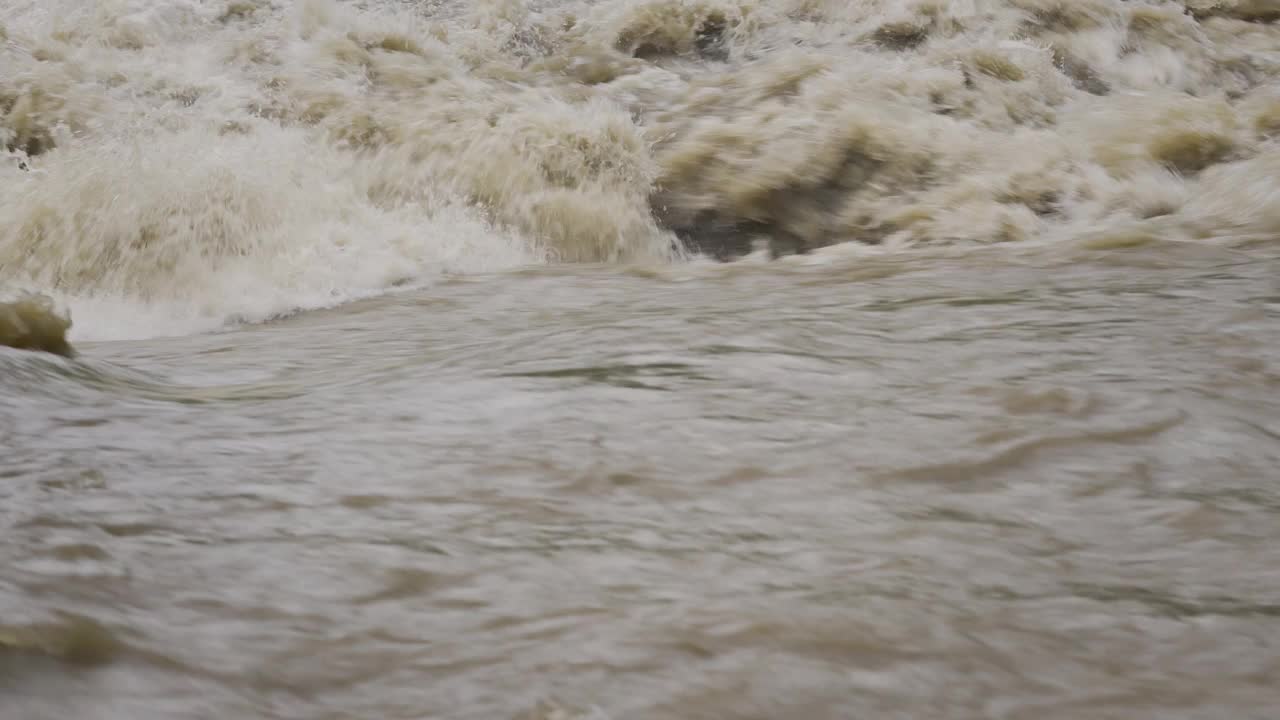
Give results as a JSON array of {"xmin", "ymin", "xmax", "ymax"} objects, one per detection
[
  {"xmin": 5, "ymin": 0, "xmax": 1280, "ymax": 717},
  {"xmin": 4, "ymin": 241, "xmax": 1280, "ymax": 719}
]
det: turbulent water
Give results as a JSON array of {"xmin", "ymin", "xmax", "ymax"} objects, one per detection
[
  {"xmin": 4, "ymin": 0, "xmax": 1280, "ymax": 335},
  {"xmin": 3, "ymin": 1, "xmax": 1280, "ymax": 718}
]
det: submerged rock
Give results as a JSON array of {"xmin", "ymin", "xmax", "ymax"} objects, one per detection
[{"xmin": 0, "ymin": 296, "xmax": 75, "ymax": 357}]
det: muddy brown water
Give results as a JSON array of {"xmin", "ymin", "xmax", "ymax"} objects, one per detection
[{"xmin": 4, "ymin": 242, "xmax": 1280, "ymax": 719}]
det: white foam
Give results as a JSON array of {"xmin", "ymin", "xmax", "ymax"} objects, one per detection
[
  {"xmin": 0, "ymin": 125, "xmax": 539, "ymax": 342},
  {"xmin": 2, "ymin": 0, "xmax": 1277, "ymax": 341}
]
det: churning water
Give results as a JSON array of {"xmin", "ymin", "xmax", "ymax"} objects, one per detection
[{"xmin": 2, "ymin": 1, "xmax": 1279, "ymax": 718}]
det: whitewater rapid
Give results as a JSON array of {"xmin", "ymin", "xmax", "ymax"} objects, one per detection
[{"xmin": 2, "ymin": 0, "xmax": 1279, "ymax": 341}]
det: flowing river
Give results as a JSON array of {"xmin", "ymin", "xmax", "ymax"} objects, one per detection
[{"xmin": 3, "ymin": 1, "xmax": 1279, "ymax": 718}]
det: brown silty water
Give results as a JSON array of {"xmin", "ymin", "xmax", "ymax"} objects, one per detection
[{"xmin": 2, "ymin": 1, "xmax": 1279, "ymax": 718}]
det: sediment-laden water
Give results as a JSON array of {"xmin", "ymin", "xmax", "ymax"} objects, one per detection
[{"xmin": 3, "ymin": 1, "xmax": 1279, "ymax": 718}]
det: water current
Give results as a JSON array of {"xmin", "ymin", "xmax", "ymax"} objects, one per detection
[{"xmin": 3, "ymin": 0, "xmax": 1280, "ymax": 718}]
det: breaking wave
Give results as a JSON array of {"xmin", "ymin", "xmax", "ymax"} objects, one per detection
[{"xmin": 2, "ymin": 0, "xmax": 1277, "ymax": 340}]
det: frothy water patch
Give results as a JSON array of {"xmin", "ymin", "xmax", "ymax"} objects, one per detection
[
  {"xmin": 2, "ymin": 0, "xmax": 1278, "ymax": 339},
  {"xmin": 1, "ymin": 126, "xmax": 541, "ymax": 341}
]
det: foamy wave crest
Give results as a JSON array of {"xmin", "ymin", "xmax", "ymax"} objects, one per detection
[
  {"xmin": 1, "ymin": 126, "xmax": 540, "ymax": 341},
  {"xmin": 2, "ymin": 0, "xmax": 1278, "ymax": 339},
  {"xmin": 0, "ymin": 0, "xmax": 675, "ymax": 340}
]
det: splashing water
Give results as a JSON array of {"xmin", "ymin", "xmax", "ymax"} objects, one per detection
[{"xmin": 2, "ymin": 0, "xmax": 1278, "ymax": 340}]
